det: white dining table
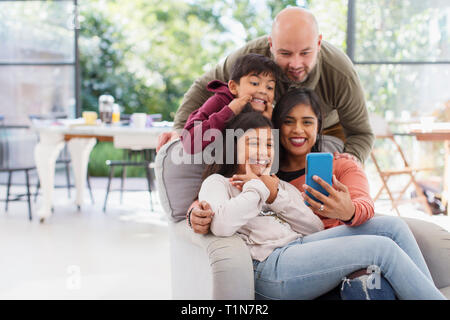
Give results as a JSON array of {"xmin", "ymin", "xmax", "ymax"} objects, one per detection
[{"xmin": 32, "ymin": 119, "xmax": 172, "ymax": 222}]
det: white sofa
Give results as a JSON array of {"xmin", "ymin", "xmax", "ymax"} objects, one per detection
[{"xmin": 155, "ymin": 139, "xmax": 450, "ymax": 299}]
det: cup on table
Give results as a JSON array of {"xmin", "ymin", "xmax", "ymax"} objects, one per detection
[
  {"xmin": 82, "ymin": 111, "xmax": 98, "ymax": 125},
  {"xmin": 131, "ymin": 113, "xmax": 147, "ymax": 128}
]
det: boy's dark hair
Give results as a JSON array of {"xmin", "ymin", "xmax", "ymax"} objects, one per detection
[
  {"xmin": 230, "ymin": 53, "xmax": 283, "ymax": 85},
  {"xmin": 201, "ymin": 110, "xmax": 273, "ymax": 181}
]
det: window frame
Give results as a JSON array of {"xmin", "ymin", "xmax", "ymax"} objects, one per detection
[
  {"xmin": 0, "ymin": 0, "xmax": 80, "ymax": 118},
  {"xmin": 346, "ymin": 0, "xmax": 450, "ymax": 65}
]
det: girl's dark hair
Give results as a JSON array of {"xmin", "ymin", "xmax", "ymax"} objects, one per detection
[
  {"xmin": 202, "ymin": 110, "xmax": 273, "ymax": 181},
  {"xmin": 272, "ymin": 88, "xmax": 323, "ymax": 163}
]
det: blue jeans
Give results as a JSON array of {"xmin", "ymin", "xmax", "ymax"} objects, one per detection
[
  {"xmin": 253, "ymin": 216, "xmax": 446, "ymax": 300},
  {"xmin": 340, "ymin": 271, "xmax": 396, "ymax": 300}
]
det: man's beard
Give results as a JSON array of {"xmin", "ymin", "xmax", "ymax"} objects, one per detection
[
  {"xmin": 288, "ymin": 68, "xmax": 309, "ymax": 83},
  {"xmin": 298, "ymin": 72, "xmax": 309, "ymax": 83}
]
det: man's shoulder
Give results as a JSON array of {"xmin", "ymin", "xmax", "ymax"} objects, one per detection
[
  {"xmin": 320, "ymin": 41, "xmax": 357, "ymax": 81},
  {"xmin": 240, "ymin": 35, "xmax": 271, "ymax": 56}
]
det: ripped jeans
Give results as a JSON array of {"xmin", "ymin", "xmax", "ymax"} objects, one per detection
[{"xmin": 253, "ymin": 216, "xmax": 446, "ymax": 300}]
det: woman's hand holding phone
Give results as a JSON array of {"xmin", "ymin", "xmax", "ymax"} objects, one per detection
[{"xmin": 302, "ymin": 175, "xmax": 355, "ymax": 221}]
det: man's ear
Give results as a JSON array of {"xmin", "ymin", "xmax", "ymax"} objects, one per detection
[
  {"xmin": 268, "ymin": 36, "xmax": 274, "ymax": 54},
  {"xmin": 228, "ymin": 80, "xmax": 239, "ymax": 95},
  {"xmin": 317, "ymin": 34, "xmax": 323, "ymax": 52}
]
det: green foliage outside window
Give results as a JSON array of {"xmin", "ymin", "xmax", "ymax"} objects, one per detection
[{"xmin": 81, "ymin": 0, "xmax": 449, "ymax": 177}]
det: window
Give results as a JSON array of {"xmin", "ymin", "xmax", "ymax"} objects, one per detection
[
  {"xmin": 0, "ymin": 0, "xmax": 78, "ymax": 124},
  {"xmin": 347, "ymin": 0, "xmax": 450, "ymax": 116}
]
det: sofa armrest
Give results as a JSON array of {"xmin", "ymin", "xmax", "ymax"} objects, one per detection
[
  {"xmin": 401, "ymin": 217, "xmax": 450, "ymax": 290},
  {"xmin": 170, "ymin": 220, "xmax": 255, "ymax": 299}
]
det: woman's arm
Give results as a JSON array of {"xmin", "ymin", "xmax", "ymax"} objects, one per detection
[
  {"xmin": 198, "ymin": 175, "xmax": 270, "ymax": 237},
  {"xmin": 336, "ymin": 158, "xmax": 374, "ymax": 226}
]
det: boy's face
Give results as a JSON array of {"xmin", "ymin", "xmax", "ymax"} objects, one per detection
[{"xmin": 228, "ymin": 72, "xmax": 276, "ymax": 113}]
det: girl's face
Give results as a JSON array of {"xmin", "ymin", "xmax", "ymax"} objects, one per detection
[
  {"xmin": 280, "ymin": 103, "xmax": 319, "ymax": 158},
  {"xmin": 229, "ymin": 72, "xmax": 276, "ymax": 113},
  {"xmin": 236, "ymin": 127, "xmax": 274, "ymax": 176}
]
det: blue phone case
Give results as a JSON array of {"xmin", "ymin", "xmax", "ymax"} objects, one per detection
[{"xmin": 305, "ymin": 152, "xmax": 333, "ymax": 206}]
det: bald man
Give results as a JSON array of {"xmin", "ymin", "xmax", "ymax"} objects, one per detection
[{"xmin": 158, "ymin": 7, "xmax": 374, "ymax": 164}]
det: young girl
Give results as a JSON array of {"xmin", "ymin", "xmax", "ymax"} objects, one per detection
[
  {"xmin": 181, "ymin": 53, "xmax": 283, "ymax": 154},
  {"xmin": 198, "ymin": 111, "xmax": 324, "ymax": 263}
]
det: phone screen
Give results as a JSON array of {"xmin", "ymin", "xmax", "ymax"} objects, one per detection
[{"xmin": 305, "ymin": 152, "xmax": 333, "ymax": 206}]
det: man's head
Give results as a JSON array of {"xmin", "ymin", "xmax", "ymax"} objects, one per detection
[{"xmin": 269, "ymin": 7, "xmax": 322, "ymax": 83}]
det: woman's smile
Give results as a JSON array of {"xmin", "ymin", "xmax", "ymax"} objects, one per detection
[{"xmin": 288, "ymin": 137, "xmax": 307, "ymax": 147}]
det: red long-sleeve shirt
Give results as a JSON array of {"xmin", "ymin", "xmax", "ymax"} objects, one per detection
[{"xmin": 181, "ymin": 80, "xmax": 235, "ymax": 154}]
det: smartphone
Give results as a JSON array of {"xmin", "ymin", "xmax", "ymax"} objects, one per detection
[{"xmin": 305, "ymin": 152, "xmax": 333, "ymax": 206}]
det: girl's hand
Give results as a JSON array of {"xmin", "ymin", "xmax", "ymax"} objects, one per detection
[
  {"xmin": 229, "ymin": 162, "xmax": 259, "ymax": 191},
  {"xmin": 259, "ymin": 174, "xmax": 279, "ymax": 204},
  {"xmin": 301, "ymin": 175, "xmax": 355, "ymax": 221},
  {"xmin": 228, "ymin": 95, "xmax": 252, "ymax": 115}
]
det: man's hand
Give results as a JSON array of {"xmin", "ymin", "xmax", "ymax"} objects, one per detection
[
  {"xmin": 333, "ymin": 152, "xmax": 362, "ymax": 168},
  {"xmin": 190, "ymin": 200, "xmax": 214, "ymax": 234},
  {"xmin": 156, "ymin": 131, "xmax": 180, "ymax": 152}
]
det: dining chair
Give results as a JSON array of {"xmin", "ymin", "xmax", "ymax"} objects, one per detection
[
  {"xmin": 369, "ymin": 113, "xmax": 434, "ymax": 216},
  {"xmin": 0, "ymin": 117, "xmax": 37, "ymax": 220},
  {"xmin": 103, "ymin": 148, "xmax": 155, "ymax": 212}
]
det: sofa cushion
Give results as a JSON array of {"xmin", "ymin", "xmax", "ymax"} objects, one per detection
[
  {"xmin": 440, "ymin": 286, "xmax": 450, "ymax": 299},
  {"xmin": 155, "ymin": 139, "xmax": 207, "ymax": 222},
  {"xmin": 400, "ymin": 217, "xmax": 450, "ymax": 291}
]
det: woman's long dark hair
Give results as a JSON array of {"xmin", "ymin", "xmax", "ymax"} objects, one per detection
[
  {"xmin": 271, "ymin": 88, "xmax": 323, "ymax": 165},
  {"xmin": 201, "ymin": 110, "xmax": 273, "ymax": 181}
]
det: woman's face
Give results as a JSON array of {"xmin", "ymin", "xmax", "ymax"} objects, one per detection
[
  {"xmin": 280, "ymin": 103, "xmax": 319, "ymax": 158},
  {"xmin": 237, "ymin": 127, "xmax": 274, "ymax": 176}
]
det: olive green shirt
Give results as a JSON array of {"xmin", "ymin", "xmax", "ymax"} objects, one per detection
[{"xmin": 174, "ymin": 36, "xmax": 374, "ymax": 163}]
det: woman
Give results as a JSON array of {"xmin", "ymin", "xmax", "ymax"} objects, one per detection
[{"xmin": 207, "ymin": 89, "xmax": 445, "ymax": 300}]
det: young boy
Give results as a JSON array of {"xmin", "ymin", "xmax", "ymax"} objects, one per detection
[{"xmin": 181, "ymin": 53, "xmax": 282, "ymax": 154}]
